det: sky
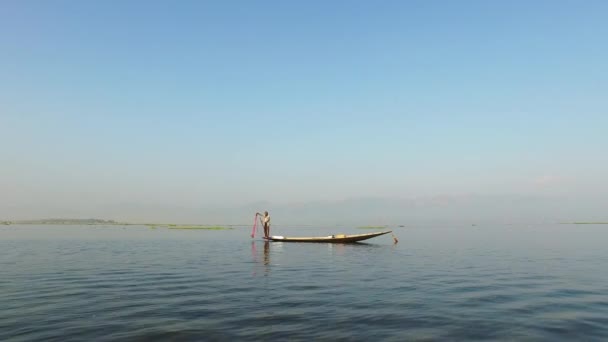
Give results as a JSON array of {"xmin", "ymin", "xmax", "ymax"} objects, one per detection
[{"xmin": 1, "ymin": 1, "xmax": 607, "ymax": 223}]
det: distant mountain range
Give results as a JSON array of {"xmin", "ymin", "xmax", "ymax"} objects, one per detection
[
  {"xmin": 3, "ymin": 194, "xmax": 606, "ymax": 226},
  {"xmin": 8, "ymin": 218, "xmax": 118, "ymax": 225}
]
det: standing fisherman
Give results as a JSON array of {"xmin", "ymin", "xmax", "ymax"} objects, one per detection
[{"xmin": 256, "ymin": 211, "xmax": 271, "ymax": 239}]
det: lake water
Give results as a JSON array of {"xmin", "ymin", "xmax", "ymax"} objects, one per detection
[{"xmin": 1, "ymin": 224, "xmax": 608, "ymax": 341}]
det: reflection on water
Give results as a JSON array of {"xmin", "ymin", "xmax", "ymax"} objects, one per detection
[
  {"xmin": 250, "ymin": 240, "xmax": 257, "ymax": 267},
  {"xmin": 2, "ymin": 224, "xmax": 608, "ymax": 340},
  {"xmin": 251, "ymin": 240, "xmax": 271, "ymax": 275},
  {"xmin": 263, "ymin": 241, "xmax": 270, "ymax": 267}
]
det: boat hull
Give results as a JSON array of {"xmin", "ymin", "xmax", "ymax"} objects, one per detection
[{"xmin": 264, "ymin": 231, "xmax": 392, "ymax": 243}]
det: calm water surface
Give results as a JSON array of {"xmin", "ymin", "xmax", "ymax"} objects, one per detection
[{"xmin": 1, "ymin": 224, "xmax": 608, "ymax": 341}]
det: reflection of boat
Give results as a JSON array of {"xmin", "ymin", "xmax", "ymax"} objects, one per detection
[{"xmin": 263, "ymin": 231, "xmax": 392, "ymax": 243}]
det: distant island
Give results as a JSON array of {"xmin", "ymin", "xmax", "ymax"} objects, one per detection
[
  {"xmin": 357, "ymin": 225, "xmax": 388, "ymax": 229},
  {"xmin": 4, "ymin": 218, "xmax": 119, "ymax": 225},
  {"xmin": 0, "ymin": 218, "xmax": 235, "ymax": 230}
]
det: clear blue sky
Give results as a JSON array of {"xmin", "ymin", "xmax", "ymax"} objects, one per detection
[{"xmin": 1, "ymin": 1, "xmax": 607, "ymax": 221}]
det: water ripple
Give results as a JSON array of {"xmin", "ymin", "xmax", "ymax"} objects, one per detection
[{"xmin": 2, "ymin": 225, "xmax": 608, "ymax": 340}]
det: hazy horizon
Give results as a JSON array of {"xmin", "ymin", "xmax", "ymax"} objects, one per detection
[
  {"xmin": 2, "ymin": 1, "xmax": 607, "ymax": 224},
  {"xmin": 4, "ymin": 194, "xmax": 608, "ymax": 226}
]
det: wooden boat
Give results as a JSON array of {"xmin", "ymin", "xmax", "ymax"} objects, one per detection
[{"xmin": 263, "ymin": 230, "xmax": 392, "ymax": 243}]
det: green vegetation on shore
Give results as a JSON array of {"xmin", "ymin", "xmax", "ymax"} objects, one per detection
[
  {"xmin": 357, "ymin": 225, "xmax": 388, "ymax": 229},
  {"xmin": 3, "ymin": 219, "xmax": 237, "ymax": 229},
  {"xmin": 571, "ymin": 222, "xmax": 608, "ymax": 225},
  {"xmin": 143, "ymin": 223, "xmax": 232, "ymax": 230},
  {"xmin": 9, "ymin": 218, "xmax": 119, "ymax": 225},
  {"xmin": 168, "ymin": 225, "xmax": 232, "ymax": 230}
]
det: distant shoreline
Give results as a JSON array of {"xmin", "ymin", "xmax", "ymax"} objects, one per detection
[
  {"xmin": 4, "ymin": 219, "xmax": 607, "ymax": 227},
  {"xmin": 0, "ymin": 219, "xmax": 244, "ymax": 227},
  {"xmin": 0, "ymin": 219, "xmax": 334, "ymax": 227}
]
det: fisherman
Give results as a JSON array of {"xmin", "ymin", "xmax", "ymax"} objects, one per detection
[{"xmin": 256, "ymin": 211, "xmax": 271, "ymax": 238}]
